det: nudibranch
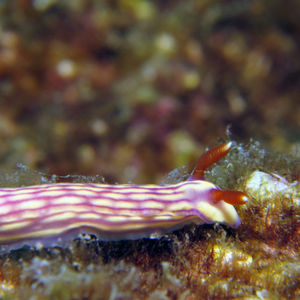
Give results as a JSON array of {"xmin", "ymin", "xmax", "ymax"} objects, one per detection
[{"xmin": 0, "ymin": 142, "xmax": 248, "ymax": 245}]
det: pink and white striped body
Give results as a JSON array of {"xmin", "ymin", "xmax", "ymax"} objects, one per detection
[{"xmin": 0, "ymin": 180, "xmax": 240, "ymax": 244}]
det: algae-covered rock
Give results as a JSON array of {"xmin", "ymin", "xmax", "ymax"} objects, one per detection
[{"xmin": 0, "ymin": 142, "xmax": 299, "ymax": 299}]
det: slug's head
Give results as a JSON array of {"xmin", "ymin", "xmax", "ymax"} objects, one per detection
[
  {"xmin": 186, "ymin": 142, "xmax": 249, "ymax": 228},
  {"xmin": 188, "ymin": 182, "xmax": 248, "ymax": 228},
  {"xmin": 210, "ymin": 188, "xmax": 248, "ymax": 228}
]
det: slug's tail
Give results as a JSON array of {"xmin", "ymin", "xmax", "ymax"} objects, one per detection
[{"xmin": 188, "ymin": 142, "xmax": 232, "ymax": 181}]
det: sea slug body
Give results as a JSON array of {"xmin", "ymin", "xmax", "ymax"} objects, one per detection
[{"xmin": 0, "ymin": 142, "xmax": 248, "ymax": 244}]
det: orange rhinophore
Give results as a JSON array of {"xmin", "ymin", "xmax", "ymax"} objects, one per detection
[{"xmin": 189, "ymin": 142, "xmax": 233, "ymax": 180}]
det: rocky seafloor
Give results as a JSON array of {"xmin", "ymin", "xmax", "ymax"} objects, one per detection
[{"xmin": 0, "ymin": 142, "xmax": 299, "ymax": 299}]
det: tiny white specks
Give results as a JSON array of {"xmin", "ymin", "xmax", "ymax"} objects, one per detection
[
  {"xmin": 241, "ymin": 195, "xmax": 249, "ymax": 203},
  {"xmin": 223, "ymin": 251, "xmax": 233, "ymax": 263}
]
